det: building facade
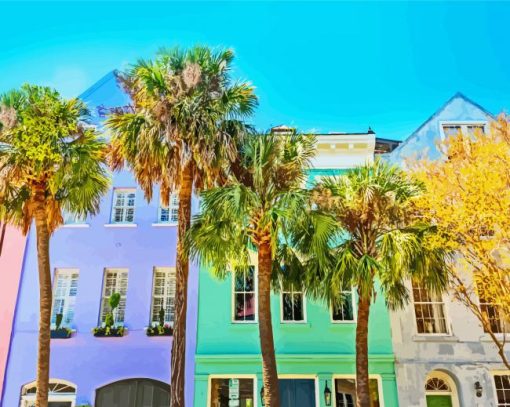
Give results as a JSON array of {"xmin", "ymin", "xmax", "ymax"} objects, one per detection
[
  {"xmin": 193, "ymin": 132, "xmax": 400, "ymax": 407},
  {"xmin": 388, "ymin": 93, "xmax": 510, "ymax": 407},
  {"xmin": 1, "ymin": 72, "xmax": 198, "ymax": 407}
]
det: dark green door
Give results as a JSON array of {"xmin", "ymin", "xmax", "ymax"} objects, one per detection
[
  {"xmin": 95, "ymin": 379, "xmax": 170, "ymax": 407},
  {"xmin": 426, "ymin": 395, "xmax": 453, "ymax": 407},
  {"xmin": 279, "ymin": 379, "xmax": 316, "ymax": 407}
]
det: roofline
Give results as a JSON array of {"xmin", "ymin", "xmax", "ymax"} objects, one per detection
[{"xmin": 78, "ymin": 70, "xmax": 119, "ymax": 100}]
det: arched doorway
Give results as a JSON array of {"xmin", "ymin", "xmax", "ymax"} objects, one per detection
[
  {"xmin": 425, "ymin": 372, "xmax": 459, "ymax": 407},
  {"xmin": 95, "ymin": 378, "xmax": 170, "ymax": 407},
  {"xmin": 20, "ymin": 379, "xmax": 77, "ymax": 407}
]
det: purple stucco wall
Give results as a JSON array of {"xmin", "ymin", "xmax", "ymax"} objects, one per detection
[{"xmin": 1, "ymin": 72, "xmax": 198, "ymax": 406}]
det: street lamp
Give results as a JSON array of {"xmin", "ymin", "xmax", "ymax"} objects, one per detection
[
  {"xmin": 474, "ymin": 381, "xmax": 483, "ymax": 397},
  {"xmin": 260, "ymin": 386, "xmax": 265, "ymax": 406},
  {"xmin": 324, "ymin": 380, "xmax": 332, "ymax": 406}
]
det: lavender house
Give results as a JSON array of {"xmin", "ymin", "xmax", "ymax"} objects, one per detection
[{"xmin": 1, "ymin": 72, "xmax": 198, "ymax": 407}]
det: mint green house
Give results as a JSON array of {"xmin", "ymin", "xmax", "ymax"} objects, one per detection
[{"xmin": 193, "ymin": 130, "xmax": 400, "ymax": 407}]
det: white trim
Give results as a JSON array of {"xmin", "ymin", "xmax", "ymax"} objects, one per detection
[
  {"xmin": 331, "ymin": 374, "xmax": 385, "ymax": 407},
  {"xmin": 330, "ymin": 289, "xmax": 357, "ymax": 324},
  {"xmin": 280, "ymin": 286, "xmax": 307, "ymax": 324},
  {"xmin": 110, "ymin": 188, "xmax": 137, "ymax": 224},
  {"xmin": 104, "ymin": 223, "xmax": 138, "ymax": 228},
  {"xmin": 438, "ymin": 120, "xmax": 488, "ymax": 141},
  {"xmin": 151, "ymin": 223, "xmax": 177, "ymax": 227},
  {"xmin": 207, "ymin": 374, "xmax": 258, "ymax": 407},
  {"xmin": 20, "ymin": 379, "xmax": 77, "ymax": 407},
  {"xmin": 149, "ymin": 266, "xmax": 176, "ymax": 326},
  {"xmin": 277, "ymin": 374, "xmax": 319, "ymax": 407},
  {"xmin": 411, "ymin": 281, "xmax": 451, "ymax": 336},
  {"xmin": 490, "ymin": 370, "xmax": 510, "ymax": 407},
  {"xmin": 231, "ymin": 265, "xmax": 258, "ymax": 324},
  {"xmin": 60, "ymin": 223, "xmax": 90, "ymax": 229},
  {"xmin": 51, "ymin": 268, "xmax": 79, "ymax": 330},
  {"xmin": 425, "ymin": 371, "xmax": 460, "ymax": 407}
]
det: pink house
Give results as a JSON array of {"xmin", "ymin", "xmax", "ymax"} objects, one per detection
[{"xmin": 0, "ymin": 224, "xmax": 26, "ymax": 399}]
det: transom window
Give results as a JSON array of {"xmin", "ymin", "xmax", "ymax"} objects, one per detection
[
  {"xmin": 111, "ymin": 188, "xmax": 136, "ymax": 224},
  {"xmin": 425, "ymin": 377, "xmax": 450, "ymax": 392},
  {"xmin": 100, "ymin": 268, "xmax": 128, "ymax": 325},
  {"xmin": 159, "ymin": 194, "xmax": 179, "ymax": 224},
  {"xmin": 209, "ymin": 378, "xmax": 254, "ymax": 407},
  {"xmin": 332, "ymin": 288, "xmax": 355, "ymax": 322},
  {"xmin": 233, "ymin": 266, "xmax": 256, "ymax": 322},
  {"xmin": 151, "ymin": 267, "xmax": 176, "ymax": 325},
  {"xmin": 281, "ymin": 285, "xmax": 305, "ymax": 322},
  {"xmin": 442, "ymin": 122, "xmax": 486, "ymax": 138},
  {"xmin": 51, "ymin": 269, "xmax": 79, "ymax": 329},
  {"xmin": 494, "ymin": 375, "xmax": 510, "ymax": 407},
  {"xmin": 20, "ymin": 380, "xmax": 76, "ymax": 407},
  {"xmin": 412, "ymin": 282, "xmax": 448, "ymax": 334}
]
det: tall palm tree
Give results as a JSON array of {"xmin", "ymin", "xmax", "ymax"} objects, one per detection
[
  {"xmin": 0, "ymin": 84, "xmax": 110, "ymax": 407},
  {"xmin": 308, "ymin": 159, "xmax": 451, "ymax": 407},
  {"xmin": 106, "ymin": 46, "xmax": 257, "ymax": 407},
  {"xmin": 187, "ymin": 132, "xmax": 331, "ymax": 407}
]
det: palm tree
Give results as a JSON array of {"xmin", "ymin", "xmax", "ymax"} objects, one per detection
[
  {"xmin": 106, "ymin": 46, "xmax": 257, "ymax": 407},
  {"xmin": 308, "ymin": 159, "xmax": 451, "ymax": 407},
  {"xmin": 187, "ymin": 132, "xmax": 330, "ymax": 407},
  {"xmin": 0, "ymin": 84, "xmax": 110, "ymax": 407}
]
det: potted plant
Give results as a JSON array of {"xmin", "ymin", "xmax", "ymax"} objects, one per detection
[
  {"xmin": 147, "ymin": 307, "xmax": 173, "ymax": 336},
  {"xmin": 50, "ymin": 313, "xmax": 72, "ymax": 339},
  {"xmin": 93, "ymin": 293, "xmax": 126, "ymax": 337}
]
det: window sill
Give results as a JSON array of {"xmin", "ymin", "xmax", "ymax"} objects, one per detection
[
  {"xmin": 231, "ymin": 321, "xmax": 258, "ymax": 325},
  {"xmin": 331, "ymin": 320, "xmax": 356, "ymax": 325},
  {"xmin": 61, "ymin": 224, "xmax": 90, "ymax": 228},
  {"xmin": 280, "ymin": 322, "xmax": 311, "ymax": 327},
  {"xmin": 151, "ymin": 223, "xmax": 178, "ymax": 227},
  {"xmin": 479, "ymin": 333, "xmax": 510, "ymax": 343},
  {"xmin": 104, "ymin": 223, "xmax": 138, "ymax": 228},
  {"xmin": 412, "ymin": 334, "xmax": 459, "ymax": 342}
]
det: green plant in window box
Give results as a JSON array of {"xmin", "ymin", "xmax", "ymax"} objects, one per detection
[
  {"xmin": 50, "ymin": 313, "xmax": 72, "ymax": 339},
  {"xmin": 147, "ymin": 307, "xmax": 173, "ymax": 336},
  {"xmin": 93, "ymin": 293, "xmax": 126, "ymax": 337}
]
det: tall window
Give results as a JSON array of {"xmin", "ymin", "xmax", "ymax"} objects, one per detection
[
  {"xmin": 233, "ymin": 266, "xmax": 256, "ymax": 322},
  {"xmin": 111, "ymin": 189, "xmax": 136, "ymax": 224},
  {"xmin": 412, "ymin": 282, "xmax": 448, "ymax": 334},
  {"xmin": 151, "ymin": 267, "xmax": 176, "ymax": 325},
  {"xmin": 159, "ymin": 194, "xmax": 179, "ymax": 224},
  {"xmin": 479, "ymin": 291, "xmax": 508, "ymax": 334},
  {"xmin": 100, "ymin": 268, "xmax": 128, "ymax": 325},
  {"xmin": 209, "ymin": 378, "xmax": 254, "ymax": 407},
  {"xmin": 495, "ymin": 375, "xmax": 510, "ymax": 407},
  {"xmin": 332, "ymin": 288, "xmax": 355, "ymax": 322},
  {"xmin": 281, "ymin": 285, "xmax": 305, "ymax": 322},
  {"xmin": 442, "ymin": 122, "xmax": 486, "ymax": 138},
  {"xmin": 51, "ymin": 269, "xmax": 79, "ymax": 328}
]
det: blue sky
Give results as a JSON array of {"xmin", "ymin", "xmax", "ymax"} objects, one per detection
[{"xmin": 1, "ymin": 1, "xmax": 510, "ymax": 140}]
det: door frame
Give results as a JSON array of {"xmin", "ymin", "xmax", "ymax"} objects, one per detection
[
  {"xmin": 207, "ymin": 374, "xmax": 258, "ymax": 407},
  {"xmin": 331, "ymin": 374, "xmax": 385, "ymax": 407},
  {"xmin": 94, "ymin": 378, "xmax": 170, "ymax": 406},
  {"xmin": 424, "ymin": 371, "xmax": 459, "ymax": 407},
  {"xmin": 278, "ymin": 374, "xmax": 319, "ymax": 407}
]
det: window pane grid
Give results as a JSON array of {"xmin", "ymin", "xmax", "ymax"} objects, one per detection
[
  {"xmin": 151, "ymin": 267, "xmax": 176, "ymax": 324},
  {"xmin": 413, "ymin": 283, "xmax": 448, "ymax": 334},
  {"xmin": 495, "ymin": 375, "xmax": 510, "ymax": 407},
  {"xmin": 51, "ymin": 269, "xmax": 79, "ymax": 328},
  {"xmin": 282, "ymin": 286, "xmax": 304, "ymax": 322},
  {"xmin": 111, "ymin": 189, "xmax": 136, "ymax": 223},
  {"xmin": 100, "ymin": 269, "xmax": 128, "ymax": 325},
  {"xmin": 233, "ymin": 267, "xmax": 256, "ymax": 322},
  {"xmin": 159, "ymin": 194, "xmax": 179, "ymax": 223},
  {"xmin": 332, "ymin": 290, "xmax": 355, "ymax": 321}
]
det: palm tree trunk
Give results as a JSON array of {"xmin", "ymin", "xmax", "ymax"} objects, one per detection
[
  {"xmin": 170, "ymin": 161, "xmax": 193, "ymax": 407},
  {"xmin": 355, "ymin": 293, "xmax": 371, "ymax": 407},
  {"xmin": 257, "ymin": 241, "xmax": 280, "ymax": 407},
  {"xmin": 33, "ymin": 190, "xmax": 52, "ymax": 407}
]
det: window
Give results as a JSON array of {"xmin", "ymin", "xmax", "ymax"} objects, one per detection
[
  {"xmin": 20, "ymin": 380, "xmax": 76, "ymax": 407},
  {"xmin": 100, "ymin": 268, "xmax": 128, "ymax": 325},
  {"xmin": 334, "ymin": 378, "xmax": 380, "ymax": 407},
  {"xmin": 479, "ymin": 292, "xmax": 508, "ymax": 334},
  {"xmin": 494, "ymin": 375, "xmax": 510, "ymax": 407},
  {"xmin": 442, "ymin": 122, "xmax": 486, "ymax": 139},
  {"xmin": 62, "ymin": 211, "xmax": 86, "ymax": 225},
  {"xmin": 159, "ymin": 194, "xmax": 179, "ymax": 224},
  {"xmin": 111, "ymin": 189, "xmax": 136, "ymax": 223},
  {"xmin": 51, "ymin": 269, "xmax": 79, "ymax": 329},
  {"xmin": 412, "ymin": 282, "xmax": 448, "ymax": 334},
  {"xmin": 233, "ymin": 267, "xmax": 256, "ymax": 322},
  {"xmin": 332, "ymin": 288, "xmax": 355, "ymax": 322},
  {"xmin": 151, "ymin": 267, "xmax": 176, "ymax": 325},
  {"xmin": 281, "ymin": 285, "xmax": 305, "ymax": 322},
  {"xmin": 209, "ymin": 378, "xmax": 254, "ymax": 407}
]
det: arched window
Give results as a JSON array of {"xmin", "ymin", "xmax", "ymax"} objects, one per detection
[
  {"xmin": 425, "ymin": 372, "xmax": 459, "ymax": 407},
  {"xmin": 20, "ymin": 380, "xmax": 76, "ymax": 407},
  {"xmin": 425, "ymin": 377, "xmax": 450, "ymax": 392}
]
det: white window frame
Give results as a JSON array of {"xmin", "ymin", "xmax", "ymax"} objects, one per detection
[
  {"xmin": 150, "ymin": 267, "xmax": 177, "ymax": 326},
  {"xmin": 20, "ymin": 379, "xmax": 77, "ymax": 407},
  {"xmin": 332, "ymin": 374, "xmax": 385, "ymax": 407},
  {"xmin": 330, "ymin": 288, "xmax": 356, "ymax": 324},
  {"xmin": 477, "ymin": 288, "xmax": 509, "ymax": 334},
  {"xmin": 232, "ymin": 266, "xmax": 258, "ymax": 324},
  {"xmin": 51, "ymin": 269, "xmax": 79, "ymax": 329},
  {"xmin": 424, "ymin": 371, "xmax": 460, "ymax": 407},
  {"xmin": 110, "ymin": 188, "xmax": 136, "ymax": 224},
  {"xmin": 491, "ymin": 371, "xmax": 510, "ymax": 407},
  {"xmin": 99, "ymin": 268, "xmax": 129, "ymax": 326},
  {"xmin": 61, "ymin": 211, "xmax": 88, "ymax": 228},
  {"xmin": 412, "ymin": 282, "xmax": 450, "ymax": 336},
  {"xmin": 157, "ymin": 193, "xmax": 179, "ymax": 225},
  {"xmin": 280, "ymin": 285, "xmax": 307, "ymax": 323},
  {"xmin": 207, "ymin": 374, "xmax": 257, "ymax": 407},
  {"xmin": 439, "ymin": 121, "xmax": 487, "ymax": 141}
]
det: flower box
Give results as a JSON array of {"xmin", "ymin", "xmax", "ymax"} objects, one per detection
[
  {"xmin": 50, "ymin": 328, "xmax": 72, "ymax": 339},
  {"xmin": 92, "ymin": 326, "xmax": 126, "ymax": 337},
  {"xmin": 146, "ymin": 324, "xmax": 173, "ymax": 337}
]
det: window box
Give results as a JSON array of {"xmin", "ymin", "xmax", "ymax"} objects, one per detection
[
  {"xmin": 146, "ymin": 324, "xmax": 173, "ymax": 337},
  {"xmin": 92, "ymin": 326, "xmax": 126, "ymax": 337},
  {"xmin": 50, "ymin": 328, "xmax": 72, "ymax": 339}
]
